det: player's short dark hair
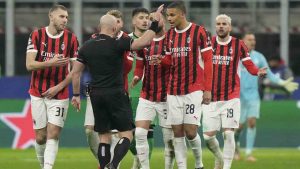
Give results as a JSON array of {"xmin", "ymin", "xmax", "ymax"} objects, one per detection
[
  {"xmin": 49, "ymin": 4, "xmax": 67, "ymax": 14},
  {"xmin": 107, "ymin": 9, "xmax": 123, "ymax": 19},
  {"xmin": 167, "ymin": 1, "xmax": 186, "ymax": 14},
  {"xmin": 132, "ymin": 7, "xmax": 149, "ymax": 17},
  {"xmin": 242, "ymin": 32, "xmax": 255, "ymax": 39}
]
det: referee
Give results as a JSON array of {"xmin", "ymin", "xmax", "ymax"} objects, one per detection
[{"xmin": 71, "ymin": 5, "xmax": 164, "ymax": 169}]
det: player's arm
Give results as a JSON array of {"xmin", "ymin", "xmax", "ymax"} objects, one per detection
[
  {"xmin": 26, "ymin": 53, "xmax": 69, "ymax": 71},
  {"xmin": 130, "ymin": 5, "xmax": 164, "ymax": 50},
  {"xmin": 71, "ymin": 60, "xmax": 86, "ymax": 112},
  {"xmin": 240, "ymin": 41, "xmax": 266, "ymax": 77},
  {"xmin": 131, "ymin": 50, "xmax": 145, "ymax": 88},
  {"xmin": 123, "ymin": 51, "xmax": 134, "ymax": 75},
  {"xmin": 259, "ymin": 55, "xmax": 299, "ymax": 92},
  {"xmin": 199, "ymin": 28, "xmax": 213, "ymax": 105}
]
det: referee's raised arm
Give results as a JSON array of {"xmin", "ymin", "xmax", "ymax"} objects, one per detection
[{"xmin": 130, "ymin": 4, "xmax": 164, "ymax": 50}]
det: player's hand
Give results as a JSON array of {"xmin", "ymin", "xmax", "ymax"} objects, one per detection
[
  {"xmin": 149, "ymin": 55, "xmax": 162, "ymax": 65},
  {"xmin": 131, "ymin": 76, "xmax": 141, "ymax": 88},
  {"xmin": 152, "ymin": 4, "xmax": 164, "ymax": 22},
  {"xmin": 202, "ymin": 91, "xmax": 211, "ymax": 105},
  {"xmin": 279, "ymin": 77, "xmax": 299, "ymax": 93},
  {"xmin": 257, "ymin": 67, "xmax": 267, "ymax": 77},
  {"xmin": 71, "ymin": 96, "xmax": 81, "ymax": 112},
  {"xmin": 41, "ymin": 85, "xmax": 60, "ymax": 99},
  {"xmin": 48, "ymin": 54, "xmax": 69, "ymax": 67}
]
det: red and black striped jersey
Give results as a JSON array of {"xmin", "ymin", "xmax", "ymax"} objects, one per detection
[
  {"xmin": 27, "ymin": 27, "xmax": 79, "ymax": 99},
  {"xmin": 211, "ymin": 36, "xmax": 259, "ymax": 101},
  {"xmin": 165, "ymin": 22, "xmax": 213, "ymax": 95},
  {"xmin": 91, "ymin": 31, "xmax": 133, "ymax": 92},
  {"xmin": 134, "ymin": 35, "xmax": 170, "ymax": 102}
]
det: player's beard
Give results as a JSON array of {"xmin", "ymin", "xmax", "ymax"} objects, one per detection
[
  {"xmin": 217, "ymin": 32, "xmax": 228, "ymax": 39},
  {"xmin": 54, "ymin": 22, "xmax": 65, "ymax": 33}
]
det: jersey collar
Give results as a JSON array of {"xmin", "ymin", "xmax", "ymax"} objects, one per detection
[
  {"xmin": 216, "ymin": 36, "xmax": 232, "ymax": 45},
  {"xmin": 153, "ymin": 35, "xmax": 165, "ymax": 41},
  {"xmin": 175, "ymin": 22, "xmax": 192, "ymax": 33},
  {"xmin": 45, "ymin": 26, "xmax": 64, "ymax": 39}
]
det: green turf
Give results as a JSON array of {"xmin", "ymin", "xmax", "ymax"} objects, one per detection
[{"xmin": 0, "ymin": 148, "xmax": 300, "ymax": 169}]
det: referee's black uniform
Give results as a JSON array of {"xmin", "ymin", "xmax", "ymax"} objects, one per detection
[{"xmin": 77, "ymin": 34, "xmax": 134, "ymax": 134}]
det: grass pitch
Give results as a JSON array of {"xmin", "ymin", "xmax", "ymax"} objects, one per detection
[{"xmin": 0, "ymin": 148, "xmax": 299, "ymax": 169}]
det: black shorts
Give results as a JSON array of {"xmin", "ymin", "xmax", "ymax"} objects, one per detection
[{"xmin": 90, "ymin": 88, "xmax": 135, "ymax": 134}]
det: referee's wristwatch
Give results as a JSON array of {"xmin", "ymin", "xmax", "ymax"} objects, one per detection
[{"xmin": 73, "ymin": 94, "xmax": 80, "ymax": 97}]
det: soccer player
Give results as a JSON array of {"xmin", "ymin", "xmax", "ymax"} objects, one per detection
[
  {"xmin": 25, "ymin": 5, "xmax": 79, "ymax": 169},
  {"xmin": 131, "ymin": 11, "xmax": 175, "ymax": 169},
  {"xmin": 162, "ymin": 1, "xmax": 213, "ymax": 169},
  {"xmin": 202, "ymin": 14, "xmax": 267, "ymax": 169},
  {"xmin": 71, "ymin": 6, "xmax": 164, "ymax": 169},
  {"xmin": 127, "ymin": 8, "xmax": 155, "ymax": 169},
  {"xmin": 84, "ymin": 10, "xmax": 133, "ymax": 168},
  {"xmin": 234, "ymin": 32, "xmax": 299, "ymax": 162}
]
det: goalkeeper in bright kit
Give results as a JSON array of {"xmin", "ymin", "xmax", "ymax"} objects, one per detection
[{"xmin": 234, "ymin": 32, "xmax": 299, "ymax": 161}]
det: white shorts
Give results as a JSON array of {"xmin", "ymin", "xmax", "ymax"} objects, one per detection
[
  {"xmin": 202, "ymin": 98, "xmax": 240, "ymax": 132},
  {"xmin": 30, "ymin": 95, "xmax": 69, "ymax": 129},
  {"xmin": 84, "ymin": 97, "xmax": 95, "ymax": 126},
  {"xmin": 135, "ymin": 98, "xmax": 170, "ymax": 128},
  {"xmin": 166, "ymin": 91, "xmax": 203, "ymax": 126}
]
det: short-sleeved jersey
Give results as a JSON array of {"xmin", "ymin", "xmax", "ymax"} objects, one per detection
[
  {"xmin": 26, "ymin": 27, "xmax": 79, "ymax": 99},
  {"xmin": 91, "ymin": 31, "xmax": 133, "ymax": 92},
  {"xmin": 165, "ymin": 23, "xmax": 212, "ymax": 95},
  {"xmin": 134, "ymin": 35, "xmax": 170, "ymax": 102},
  {"xmin": 77, "ymin": 34, "xmax": 132, "ymax": 89},
  {"xmin": 211, "ymin": 36, "xmax": 258, "ymax": 101},
  {"xmin": 127, "ymin": 32, "xmax": 142, "ymax": 97}
]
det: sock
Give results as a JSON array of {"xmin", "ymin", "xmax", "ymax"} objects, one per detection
[
  {"xmin": 147, "ymin": 128, "xmax": 154, "ymax": 158},
  {"xmin": 35, "ymin": 141, "xmax": 46, "ymax": 169},
  {"xmin": 129, "ymin": 136, "xmax": 137, "ymax": 155},
  {"xmin": 162, "ymin": 128, "xmax": 175, "ymax": 169},
  {"xmin": 223, "ymin": 131, "xmax": 235, "ymax": 169},
  {"xmin": 173, "ymin": 137, "xmax": 187, "ymax": 169},
  {"xmin": 203, "ymin": 134, "xmax": 223, "ymax": 169},
  {"xmin": 85, "ymin": 128, "xmax": 100, "ymax": 160},
  {"xmin": 44, "ymin": 139, "xmax": 59, "ymax": 169},
  {"xmin": 187, "ymin": 134, "xmax": 204, "ymax": 168},
  {"xmin": 246, "ymin": 127, "xmax": 256, "ymax": 156},
  {"xmin": 135, "ymin": 127, "xmax": 150, "ymax": 169},
  {"xmin": 98, "ymin": 143, "xmax": 111, "ymax": 169},
  {"xmin": 234, "ymin": 129, "xmax": 241, "ymax": 154},
  {"xmin": 110, "ymin": 133, "xmax": 119, "ymax": 160},
  {"xmin": 111, "ymin": 137, "xmax": 131, "ymax": 168},
  {"xmin": 132, "ymin": 155, "xmax": 140, "ymax": 169}
]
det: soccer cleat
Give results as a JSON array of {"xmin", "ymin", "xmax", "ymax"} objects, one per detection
[
  {"xmin": 246, "ymin": 155, "xmax": 257, "ymax": 162},
  {"xmin": 195, "ymin": 167, "xmax": 204, "ymax": 169}
]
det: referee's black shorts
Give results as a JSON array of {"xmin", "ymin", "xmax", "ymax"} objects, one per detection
[{"xmin": 90, "ymin": 87, "xmax": 135, "ymax": 134}]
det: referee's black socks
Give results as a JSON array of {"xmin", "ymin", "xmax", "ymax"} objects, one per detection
[
  {"xmin": 98, "ymin": 143, "xmax": 111, "ymax": 169},
  {"xmin": 111, "ymin": 137, "xmax": 131, "ymax": 168}
]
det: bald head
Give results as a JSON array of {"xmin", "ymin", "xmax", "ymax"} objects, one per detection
[
  {"xmin": 99, "ymin": 14, "xmax": 118, "ymax": 36},
  {"xmin": 100, "ymin": 14, "xmax": 117, "ymax": 29}
]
